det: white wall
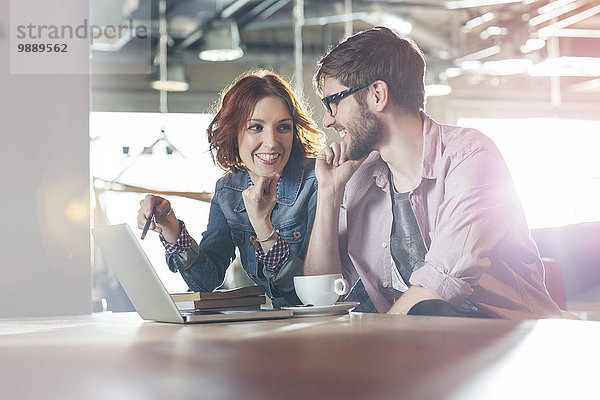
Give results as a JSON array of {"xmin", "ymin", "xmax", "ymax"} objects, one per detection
[{"xmin": 0, "ymin": 0, "xmax": 91, "ymax": 317}]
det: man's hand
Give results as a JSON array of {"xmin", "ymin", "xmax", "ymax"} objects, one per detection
[
  {"xmin": 315, "ymin": 140, "xmax": 366, "ymax": 194},
  {"xmin": 387, "ymin": 286, "xmax": 441, "ymax": 315},
  {"xmin": 304, "ymin": 141, "xmax": 366, "ymax": 276}
]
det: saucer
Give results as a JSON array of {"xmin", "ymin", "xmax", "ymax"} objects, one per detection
[{"xmin": 282, "ymin": 302, "xmax": 360, "ymax": 317}]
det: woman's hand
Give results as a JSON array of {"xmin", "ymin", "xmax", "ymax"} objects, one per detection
[
  {"xmin": 137, "ymin": 194, "xmax": 180, "ymax": 243},
  {"xmin": 242, "ymin": 172, "xmax": 280, "ymax": 243}
]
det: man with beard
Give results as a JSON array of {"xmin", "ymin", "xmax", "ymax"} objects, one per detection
[{"xmin": 304, "ymin": 27, "xmax": 564, "ymax": 319}]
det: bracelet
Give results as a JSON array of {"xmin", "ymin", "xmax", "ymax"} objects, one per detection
[{"xmin": 255, "ymin": 226, "xmax": 277, "ymax": 242}]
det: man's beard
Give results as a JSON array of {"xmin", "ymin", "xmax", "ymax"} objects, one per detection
[{"xmin": 346, "ymin": 107, "xmax": 384, "ymax": 161}]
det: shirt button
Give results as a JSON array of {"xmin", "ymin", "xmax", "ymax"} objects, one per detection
[
  {"xmin": 382, "ymin": 242, "xmax": 387, "ymax": 248},
  {"xmin": 382, "ymin": 281, "xmax": 389, "ymax": 288}
]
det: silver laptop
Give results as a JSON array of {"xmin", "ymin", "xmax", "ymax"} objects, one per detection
[{"xmin": 92, "ymin": 224, "xmax": 292, "ymax": 323}]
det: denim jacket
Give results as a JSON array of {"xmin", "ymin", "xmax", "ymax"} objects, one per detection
[{"xmin": 165, "ymin": 155, "xmax": 317, "ymax": 307}]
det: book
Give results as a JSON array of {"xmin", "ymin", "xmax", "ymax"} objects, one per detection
[
  {"xmin": 170, "ymin": 285, "xmax": 265, "ymax": 302},
  {"xmin": 175, "ymin": 295, "xmax": 267, "ymax": 311}
]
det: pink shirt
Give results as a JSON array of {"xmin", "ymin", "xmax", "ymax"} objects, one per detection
[{"xmin": 339, "ymin": 113, "xmax": 562, "ymax": 319}]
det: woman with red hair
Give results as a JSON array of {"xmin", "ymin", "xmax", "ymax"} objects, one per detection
[{"xmin": 138, "ymin": 70, "xmax": 322, "ymax": 307}]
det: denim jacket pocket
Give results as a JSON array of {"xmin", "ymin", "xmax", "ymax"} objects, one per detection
[{"xmin": 277, "ymin": 219, "xmax": 306, "ymax": 244}]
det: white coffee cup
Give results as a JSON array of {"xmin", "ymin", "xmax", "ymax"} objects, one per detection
[{"xmin": 293, "ymin": 274, "xmax": 349, "ymax": 306}]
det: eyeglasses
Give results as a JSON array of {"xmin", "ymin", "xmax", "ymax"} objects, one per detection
[{"xmin": 321, "ymin": 84, "xmax": 369, "ymax": 116}]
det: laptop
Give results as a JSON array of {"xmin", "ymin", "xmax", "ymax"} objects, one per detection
[{"xmin": 92, "ymin": 224, "xmax": 292, "ymax": 323}]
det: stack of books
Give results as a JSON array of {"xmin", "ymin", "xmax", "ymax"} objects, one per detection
[{"xmin": 170, "ymin": 286, "xmax": 267, "ymax": 311}]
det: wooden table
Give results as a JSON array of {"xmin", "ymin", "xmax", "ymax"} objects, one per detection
[{"xmin": 1, "ymin": 312, "xmax": 598, "ymax": 400}]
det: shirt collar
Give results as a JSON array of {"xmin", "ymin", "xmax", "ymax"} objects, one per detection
[{"xmin": 420, "ymin": 111, "xmax": 440, "ymax": 180}]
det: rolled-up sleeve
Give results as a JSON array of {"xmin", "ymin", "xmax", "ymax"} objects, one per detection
[{"xmin": 410, "ymin": 146, "xmax": 518, "ymax": 306}]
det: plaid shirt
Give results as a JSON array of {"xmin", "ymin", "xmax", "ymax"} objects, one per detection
[
  {"xmin": 159, "ymin": 220, "xmax": 193, "ymax": 254},
  {"xmin": 159, "ymin": 176, "xmax": 291, "ymax": 272},
  {"xmin": 254, "ymin": 234, "xmax": 290, "ymax": 272}
]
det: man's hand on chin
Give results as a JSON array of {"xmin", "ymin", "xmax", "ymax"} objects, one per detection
[
  {"xmin": 315, "ymin": 141, "xmax": 367, "ymax": 192},
  {"xmin": 387, "ymin": 286, "xmax": 441, "ymax": 315}
]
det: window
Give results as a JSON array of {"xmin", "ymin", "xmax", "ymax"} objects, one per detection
[
  {"xmin": 458, "ymin": 117, "xmax": 600, "ymax": 229},
  {"xmin": 90, "ymin": 112, "xmax": 223, "ymax": 293}
]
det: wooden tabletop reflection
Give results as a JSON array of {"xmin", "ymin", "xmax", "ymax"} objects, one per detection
[{"xmin": 1, "ymin": 312, "xmax": 598, "ymax": 400}]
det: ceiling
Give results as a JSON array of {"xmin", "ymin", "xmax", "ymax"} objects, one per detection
[{"xmin": 91, "ymin": 0, "xmax": 600, "ymax": 117}]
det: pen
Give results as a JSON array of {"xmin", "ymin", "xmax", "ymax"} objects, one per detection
[{"xmin": 141, "ymin": 204, "xmax": 156, "ymax": 240}]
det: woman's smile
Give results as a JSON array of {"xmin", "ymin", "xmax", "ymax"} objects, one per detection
[{"xmin": 255, "ymin": 152, "xmax": 281, "ymax": 164}]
